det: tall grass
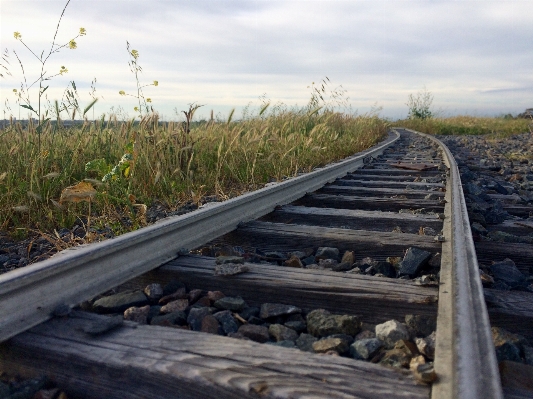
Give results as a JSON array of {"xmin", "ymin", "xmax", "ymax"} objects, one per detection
[
  {"xmin": 398, "ymin": 115, "xmax": 531, "ymax": 138},
  {"xmin": 0, "ymin": 108, "xmax": 388, "ymax": 238}
]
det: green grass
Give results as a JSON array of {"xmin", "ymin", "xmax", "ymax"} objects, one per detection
[
  {"xmin": 0, "ymin": 108, "xmax": 389, "ymax": 239},
  {"xmin": 397, "ymin": 115, "xmax": 531, "ymax": 138}
]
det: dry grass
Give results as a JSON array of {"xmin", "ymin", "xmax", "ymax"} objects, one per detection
[
  {"xmin": 0, "ymin": 108, "xmax": 389, "ymax": 239},
  {"xmin": 398, "ymin": 115, "xmax": 531, "ymax": 138}
]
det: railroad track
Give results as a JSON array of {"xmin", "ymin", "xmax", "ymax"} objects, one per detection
[{"xmin": 0, "ymin": 128, "xmax": 531, "ymax": 398}]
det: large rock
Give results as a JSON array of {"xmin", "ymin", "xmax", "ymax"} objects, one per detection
[
  {"xmin": 490, "ymin": 259, "xmax": 527, "ymax": 289},
  {"xmin": 350, "ymin": 338, "xmax": 383, "ymax": 360},
  {"xmin": 238, "ymin": 324, "xmax": 269, "ymax": 343},
  {"xmin": 260, "ymin": 303, "xmax": 301, "ymax": 319},
  {"xmin": 150, "ymin": 311, "xmax": 187, "ymax": 327},
  {"xmin": 213, "ymin": 310, "xmax": 239, "ymax": 334},
  {"xmin": 415, "ymin": 331, "xmax": 436, "ymax": 360},
  {"xmin": 123, "ymin": 305, "xmax": 150, "ymax": 324},
  {"xmin": 143, "ymin": 283, "xmax": 164, "ymax": 301},
  {"xmin": 375, "ymin": 319, "xmax": 410, "ymax": 348},
  {"xmin": 312, "ymin": 338, "xmax": 349, "ymax": 355},
  {"xmin": 405, "ymin": 314, "xmax": 436, "ymax": 337},
  {"xmin": 306, "ymin": 309, "xmax": 361, "ymax": 338},
  {"xmin": 201, "ymin": 315, "xmax": 222, "ymax": 334},
  {"xmin": 372, "ymin": 261, "xmax": 397, "ymax": 278},
  {"xmin": 93, "ymin": 290, "xmax": 149, "ymax": 313},
  {"xmin": 491, "ymin": 327, "xmax": 529, "ymax": 362},
  {"xmin": 398, "ymin": 247, "xmax": 432, "ymax": 277},
  {"xmin": 269, "ymin": 324, "xmax": 299, "ymax": 342},
  {"xmin": 187, "ymin": 307, "xmax": 212, "ymax": 331},
  {"xmin": 214, "ymin": 296, "xmax": 247, "ymax": 311},
  {"xmin": 296, "ymin": 333, "xmax": 317, "ymax": 352},
  {"xmin": 315, "ymin": 247, "xmax": 339, "ymax": 261},
  {"xmin": 160, "ymin": 299, "xmax": 189, "ymax": 313}
]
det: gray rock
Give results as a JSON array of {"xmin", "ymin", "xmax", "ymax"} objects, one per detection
[
  {"xmin": 269, "ymin": 324, "xmax": 299, "ymax": 342},
  {"xmin": 144, "ymin": 283, "xmax": 164, "ymax": 301},
  {"xmin": 238, "ymin": 324, "xmax": 270, "ymax": 343},
  {"xmin": 405, "ymin": 314, "xmax": 436, "ymax": 337},
  {"xmin": 375, "ymin": 320, "xmax": 410, "ymax": 348},
  {"xmin": 315, "ymin": 247, "xmax": 339, "ymax": 260},
  {"xmin": 372, "ymin": 261, "xmax": 397, "ymax": 278},
  {"xmin": 93, "ymin": 290, "xmax": 149, "ymax": 313},
  {"xmin": 296, "ymin": 333, "xmax": 318, "ymax": 352},
  {"xmin": 187, "ymin": 307, "xmax": 211, "ymax": 331},
  {"xmin": 302, "ymin": 255, "xmax": 316, "ymax": 266},
  {"xmin": 213, "ymin": 310, "xmax": 239, "ymax": 334},
  {"xmin": 398, "ymin": 247, "xmax": 432, "ymax": 277},
  {"xmin": 350, "ymin": 338, "xmax": 384, "ymax": 360},
  {"xmin": 490, "ymin": 258, "xmax": 527, "ymax": 288},
  {"xmin": 306, "ymin": 309, "xmax": 361, "ymax": 338},
  {"xmin": 331, "ymin": 262, "xmax": 354, "ymax": 272},
  {"xmin": 214, "ymin": 296, "xmax": 247, "ymax": 311},
  {"xmin": 239, "ymin": 306, "xmax": 260, "ymax": 320},
  {"xmin": 284, "ymin": 320, "xmax": 306, "ymax": 333},
  {"xmin": 416, "ymin": 331, "xmax": 436, "ymax": 360},
  {"xmin": 260, "ymin": 303, "xmax": 301, "ymax": 319},
  {"xmin": 313, "ymin": 337, "xmax": 350, "ymax": 355},
  {"xmin": 123, "ymin": 305, "xmax": 151, "ymax": 324}
]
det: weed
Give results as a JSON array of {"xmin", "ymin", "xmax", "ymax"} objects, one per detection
[
  {"xmin": 406, "ymin": 87, "xmax": 433, "ymax": 120},
  {"xmin": 119, "ymin": 42, "xmax": 158, "ymax": 118}
]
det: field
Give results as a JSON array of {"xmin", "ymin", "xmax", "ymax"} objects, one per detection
[
  {"xmin": 0, "ymin": 108, "xmax": 389, "ymax": 240},
  {"xmin": 397, "ymin": 115, "xmax": 531, "ymax": 138}
]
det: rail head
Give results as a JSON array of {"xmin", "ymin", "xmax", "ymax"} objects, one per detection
[
  {"xmin": 0, "ymin": 130, "xmax": 399, "ymax": 343},
  {"xmin": 394, "ymin": 128, "xmax": 503, "ymax": 399}
]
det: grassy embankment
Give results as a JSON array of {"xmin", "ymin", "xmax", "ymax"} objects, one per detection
[
  {"xmin": 398, "ymin": 115, "xmax": 531, "ymax": 138},
  {"xmin": 0, "ymin": 108, "xmax": 389, "ymax": 240}
]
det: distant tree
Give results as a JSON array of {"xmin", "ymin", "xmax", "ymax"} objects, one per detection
[{"xmin": 406, "ymin": 87, "xmax": 433, "ymax": 120}]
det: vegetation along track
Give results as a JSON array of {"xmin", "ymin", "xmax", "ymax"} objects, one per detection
[{"xmin": 0, "ymin": 128, "xmax": 531, "ymax": 398}]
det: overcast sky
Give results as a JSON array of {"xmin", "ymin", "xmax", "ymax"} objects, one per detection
[{"xmin": 1, "ymin": 0, "xmax": 532, "ymax": 121}]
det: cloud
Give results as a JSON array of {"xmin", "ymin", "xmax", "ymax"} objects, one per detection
[{"xmin": 1, "ymin": 0, "xmax": 532, "ymax": 120}]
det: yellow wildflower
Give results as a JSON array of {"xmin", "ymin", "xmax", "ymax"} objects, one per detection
[
  {"xmin": 59, "ymin": 66, "xmax": 68, "ymax": 75},
  {"xmin": 131, "ymin": 49, "xmax": 139, "ymax": 59},
  {"xmin": 119, "ymin": 90, "xmax": 126, "ymax": 95},
  {"xmin": 13, "ymin": 89, "xmax": 17, "ymax": 93},
  {"xmin": 153, "ymin": 80, "xmax": 158, "ymax": 87},
  {"xmin": 134, "ymin": 106, "xmax": 139, "ymax": 112},
  {"xmin": 14, "ymin": 32, "xmax": 21, "ymax": 40},
  {"xmin": 69, "ymin": 40, "xmax": 77, "ymax": 49},
  {"xmin": 79, "ymin": 27, "xmax": 86, "ymax": 36},
  {"xmin": 146, "ymin": 98, "xmax": 152, "ymax": 103}
]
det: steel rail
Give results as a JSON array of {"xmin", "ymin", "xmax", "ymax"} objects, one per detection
[
  {"xmin": 0, "ymin": 131, "xmax": 399, "ymax": 343},
  {"xmin": 396, "ymin": 128, "xmax": 503, "ymax": 399}
]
